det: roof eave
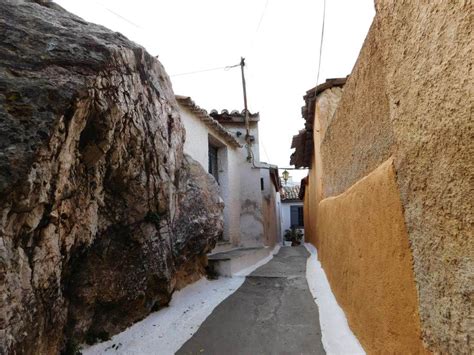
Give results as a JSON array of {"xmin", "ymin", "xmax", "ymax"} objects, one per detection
[{"xmin": 176, "ymin": 96, "xmax": 242, "ymax": 148}]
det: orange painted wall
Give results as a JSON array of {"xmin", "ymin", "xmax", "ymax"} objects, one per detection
[
  {"xmin": 302, "ymin": 82, "xmax": 427, "ymax": 353},
  {"xmin": 303, "ymin": 154, "xmax": 316, "ymax": 246},
  {"xmin": 316, "ymin": 159, "xmax": 427, "ymax": 354}
]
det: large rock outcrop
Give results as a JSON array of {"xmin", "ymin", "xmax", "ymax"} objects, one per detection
[{"xmin": 0, "ymin": 1, "xmax": 223, "ymax": 353}]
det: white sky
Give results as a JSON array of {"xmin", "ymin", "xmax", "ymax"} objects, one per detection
[{"xmin": 55, "ymin": 0, "xmax": 375, "ymax": 182}]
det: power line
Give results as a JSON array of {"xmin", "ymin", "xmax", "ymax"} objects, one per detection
[
  {"xmin": 255, "ymin": 0, "xmax": 269, "ymax": 36},
  {"xmin": 170, "ymin": 63, "xmax": 240, "ymax": 78},
  {"xmin": 316, "ymin": 0, "xmax": 327, "ymax": 85},
  {"xmin": 245, "ymin": 0, "xmax": 270, "ymax": 60},
  {"xmin": 173, "ymin": 1, "xmax": 270, "ymax": 79},
  {"xmin": 104, "ymin": 6, "xmax": 142, "ymax": 28},
  {"xmin": 92, "ymin": 0, "xmax": 143, "ymax": 29},
  {"xmin": 261, "ymin": 139, "xmax": 271, "ymax": 162},
  {"xmin": 278, "ymin": 167, "xmax": 308, "ymax": 171}
]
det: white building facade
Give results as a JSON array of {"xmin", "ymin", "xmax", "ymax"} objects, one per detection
[
  {"xmin": 209, "ymin": 109, "xmax": 281, "ymax": 248},
  {"xmin": 178, "ymin": 96, "xmax": 282, "ymax": 250},
  {"xmin": 280, "ymin": 185, "xmax": 304, "ymax": 241},
  {"xmin": 177, "ymin": 96, "xmax": 242, "ymax": 245}
]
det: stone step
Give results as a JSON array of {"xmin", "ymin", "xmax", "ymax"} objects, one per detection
[
  {"xmin": 211, "ymin": 241, "xmax": 236, "ymax": 254},
  {"xmin": 207, "ymin": 246, "xmax": 272, "ymax": 277}
]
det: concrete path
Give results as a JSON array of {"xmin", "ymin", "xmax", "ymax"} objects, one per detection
[{"xmin": 177, "ymin": 246, "xmax": 325, "ymax": 355}]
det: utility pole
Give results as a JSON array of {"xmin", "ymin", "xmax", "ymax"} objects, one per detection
[{"xmin": 240, "ymin": 57, "xmax": 252, "ymax": 162}]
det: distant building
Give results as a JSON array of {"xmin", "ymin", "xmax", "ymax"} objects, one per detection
[
  {"xmin": 210, "ymin": 109, "xmax": 281, "ymax": 248},
  {"xmin": 280, "ymin": 184, "xmax": 304, "ymax": 241},
  {"xmin": 177, "ymin": 96, "xmax": 242, "ymax": 246},
  {"xmin": 177, "ymin": 96, "xmax": 281, "ymax": 251},
  {"xmin": 260, "ymin": 162, "xmax": 282, "ymax": 246}
]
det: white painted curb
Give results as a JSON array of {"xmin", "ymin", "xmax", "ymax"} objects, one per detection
[
  {"xmin": 82, "ymin": 244, "xmax": 281, "ymax": 355},
  {"xmin": 305, "ymin": 243, "xmax": 366, "ymax": 355}
]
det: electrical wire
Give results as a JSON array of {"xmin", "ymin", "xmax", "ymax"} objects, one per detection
[
  {"xmin": 92, "ymin": 0, "xmax": 143, "ymax": 28},
  {"xmin": 88, "ymin": 2, "xmax": 243, "ymax": 79},
  {"xmin": 247, "ymin": 142, "xmax": 306, "ymax": 171},
  {"xmin": 104, "ymin": 6, "xmax": 142, "ymax": 28},
  {"xmin": 261, "ymin": 139, "xmax": 271, "ymax": 162},
  {"xmin": 170, "ymin": 63, "xmax": 240, "ymax": 78},
  {"xmin": 88, "ymin": 1, "xmax": 300, "ymax": 171},
  {"xmin": 316, "ymin": 0, "xmax": 327, "ymax": 85},
  {"xmin": 245, "ymin": 0, "xmax": 270, "ymax": 61},
  {"xmin": 255, "ymin": 0, "xmax": 269, "ymax": 34},
  {"xmin": 276, "ymin": 167, "xmax": 308, "ymax": 171},
  {"xmin": 173, "ymin": 1, "xmax": 269, "ymax": 78},
  {"xmin": 88, "ymin": 1, "xmax": 304, "ymax": 174}
]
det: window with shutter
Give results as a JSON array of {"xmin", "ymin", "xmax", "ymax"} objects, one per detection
[
  {"xmin": 208, "ymin": 143, "xmax": 219, "ymax": 183},
  {"xmin": 290, "ymin": 205, "xmax": 304, "ymax": 227}
]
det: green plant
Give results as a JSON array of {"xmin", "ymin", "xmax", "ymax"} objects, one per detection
[{"xmin": 284, "ymin": 227, "xmax": 303, "ymax": 246}]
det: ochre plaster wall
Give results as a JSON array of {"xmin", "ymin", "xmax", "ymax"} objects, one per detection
[
  {"xmin": 262, "ymin": 192, "xmax": 279, "ymax": 247},
  {"xmin": 320, "ymin": 21, "xmax": 394, "ymax": 199},
  {"xmin": 375, "ymin": 2, "xmax": 473, "ymax": 352},
  {"xmin": 317, "ymin": 159, "xmax": 426, "ymax": 354},
  {"xmin": 261, "ymin": 170, "xmax": 280, "ymax": 247},
  {"xmin": 304, "ymin": 88, "xmax": 344, "ymax": 248},
  {"xmin": 304, "ymin": 1, "xmax": 472, "ymax": 352},
  {"xmin": 303, "ymin": 153, "xmax": 318, "ymax": 247}
]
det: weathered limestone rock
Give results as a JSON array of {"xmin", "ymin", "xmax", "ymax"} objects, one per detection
[{"xmin": 0, "ymin": 1, "xmax": 223, "ymax": 353}]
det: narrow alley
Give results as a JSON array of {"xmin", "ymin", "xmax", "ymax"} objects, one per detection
[
  {"xmin": 177, "ymin": 247, "xmax": 325, "ymax": 355},
  {"xmin": 1, "ymin": 2, "xmax": 470, "ymax": 354}
]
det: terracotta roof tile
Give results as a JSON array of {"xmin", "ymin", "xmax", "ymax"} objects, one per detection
[
  {"xmin": 176, "ymin": 96, "xmax": 242, "ymax": 148},
  {"xmin": 281, "ymin": 185, "xmax": 301, "ymax": 201},
  {"xmin": 289, "ymin": 77, "xmax": 347, "ymax": 168},
  {"xmin": 210, "ymin": 109, "xmax": 259, "ymax": 123}
]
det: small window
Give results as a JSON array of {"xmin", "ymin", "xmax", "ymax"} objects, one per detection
[
  {"xmin": 208, "ymin": 143, "xmax": 219, "ymax": 183},
  {"xmin": 260, "ymin": 177, "xmax": 264, "ymax": 191},
  {"xmin": 290, "ymin": 205, "xmax": 304, "ymax": 227}
]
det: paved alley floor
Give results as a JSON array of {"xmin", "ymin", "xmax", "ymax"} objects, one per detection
[{"xmin": 177, "ymin": 246, "xmax": 326, "ymax": 355}]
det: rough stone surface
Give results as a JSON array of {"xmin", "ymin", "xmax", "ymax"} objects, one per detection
[
  {"xmin": 0, "ymin": 1, "xmax": 223, "ymax": 353},
  {"xmin": 320, "ymin": 21, "xmax": 394, "ymax": 198},
  {"xmin": 304, "ymin": 88, "xmax": 344, "ymax": 247},
  {"xmin": 376, "ymin": 2, "xmax": 473, "ymax": 353},
  {"xmin": 312, "ymin": 1, "xmax": 472, "ymax": 353}
]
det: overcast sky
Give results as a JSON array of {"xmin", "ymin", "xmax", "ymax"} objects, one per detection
[{"xmin": 55, "ymin": 0, "xmax": 375, "ymax": 182}]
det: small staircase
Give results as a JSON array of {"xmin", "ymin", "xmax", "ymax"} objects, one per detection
[{"xmin": 211, "ymin": 241, "xmax": 235, "ymax": 254}]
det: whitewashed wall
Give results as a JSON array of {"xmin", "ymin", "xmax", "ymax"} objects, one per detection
[
  {"xmin": 221, "ymin": 122, "xmax": 265, "ymax": 247},
  {"xmin": 179, "ymin": 105, "xmax": 241, "ymax": 245},
  {"xmin": 216, "ymin": 143, "xmax": 241, "ymax": 245},
  {"xmin": 180, "ymin": 106, "xmax": 209, "ymax": 169},
  {"xmin": 280, "ymin": 201, "xmax": 304, "ymax": 240}
]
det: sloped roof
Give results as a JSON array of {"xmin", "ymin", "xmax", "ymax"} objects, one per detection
[
  {"xmin": 290, "ymin": 77, "xmax": 347, "ymax": 168},
  {"xmin": 176, "ymin": 96, "xmax": 242, "ymax": 148},
  {"xmin": 260, "ymin": 162, "xmax": 281, "ymax": 192},
  {"xmin": 290, "ymin": 129, "xmax": 312, "ymax": 168},
  {"xmin": 299, "ymin": 176, "xmax": 308, "ymax": 200},
  {"xmin": 281, "ymin": 185, "xmax": 301, "ymax": 201},
  {"xmin": 301, "ymin": 77, "xmax": 347, "ymax": 127},
  {"xmin": 210, "ymin": 109, "xmax": 259, "ymax": 124}
]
